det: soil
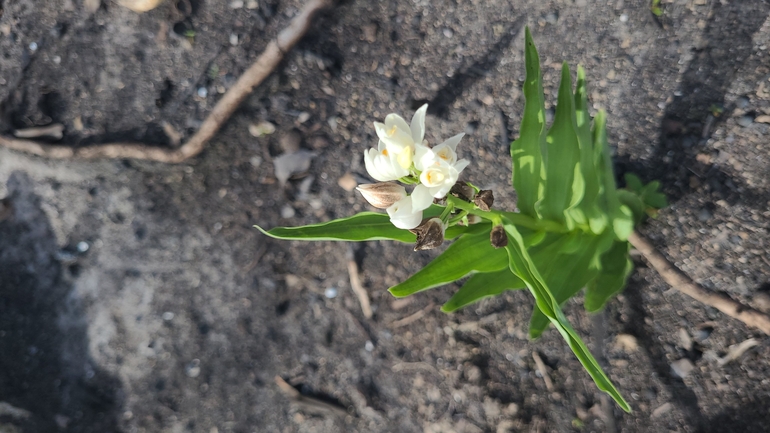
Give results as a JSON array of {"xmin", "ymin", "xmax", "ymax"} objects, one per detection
[{"xmin": 1, "ymin": 0, "xmax": 769, "ymax": 432}]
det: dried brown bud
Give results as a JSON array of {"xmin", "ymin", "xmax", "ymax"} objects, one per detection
[
  {"xmin": 490, "ymin": 225, "xmax": 508, "ymax": 248},
  {"xmin": 449, "ymin": 181, "xmax": 475, "ymax": 201},
  {"xmin": 410, "ymin": 218, "xmax": 446, "ymax": 251},
  {"xmin": 474, "ymin": 190, "xmax": 494, "ymax": 211},
  {"xmin": 356, "ymin": 182, "xmax": 406, "ymax": 209}
]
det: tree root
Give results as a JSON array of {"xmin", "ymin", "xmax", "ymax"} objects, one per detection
[
  {"xmin": 629, "ymin": 231, "xmax": 770, "ymax": 335},
  {"xmin": 0, "ymin": 0, "xmax": 334, "ymax": 163}
]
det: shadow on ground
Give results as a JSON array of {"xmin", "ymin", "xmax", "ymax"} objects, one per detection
[{"xmin": 0, "ymin": 173, "xmax": 122, "ymax": 432}]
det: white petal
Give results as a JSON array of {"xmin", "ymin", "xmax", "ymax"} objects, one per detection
[
  {"xmin": 453, "ymin": 158, "xmax": 470, "ymax": 174},
  {"xmin": 440, "ymin": 133, "xmax": 464, "ymax": 152},
  {"xmin": 384, "ymin": 113, "xmax": 411, "ymax": 135},
  {"xmin": 363, "ymin": 148, "xmax": 387, "ymax": 181},
  {"xmin": 411, "ymin": 184, "xmax": 434, "ymax": 211},
  {"xmin": 387, "ymin": 197, "xmax": 422, "ymax": 230},
  {"xmin": 410, "ymin": 104, "xmax": 428, "ymax": 145},
  {"xmin": 413, "ymin": 142, "xmax": 431, "ymax": 171}
]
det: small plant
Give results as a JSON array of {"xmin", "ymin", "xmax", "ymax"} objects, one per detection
[{"xmin": 256, "ymin": 28, "xmax": 666, "ymax": 411}]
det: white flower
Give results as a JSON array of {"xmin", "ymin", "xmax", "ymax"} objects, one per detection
[
  {"xmin": 372, "ymin": 104, "xmax": 428, "ymax": 170},
  {"xmin": 364, "ymin": 140, "xmax": 410, "ymax": 181},
  {"xmin": 410, "ymin": 133, "xmax": 470, "ymax": 210},
  {"xmin": 386, "ymin": 195, "xmax": 423, "ymax": 230}
]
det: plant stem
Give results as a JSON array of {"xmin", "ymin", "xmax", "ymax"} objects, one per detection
[{"xmin": 445, "ymin": 195, "xmax": 566, "ymax": 233}]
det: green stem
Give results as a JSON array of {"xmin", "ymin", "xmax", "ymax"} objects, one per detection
[
  {"xmin": 447, "ymin": 210, "xmax": 468, "ymax": 226},
  {"xmin": 439, "ymin": 202, "xmax": 455, "ymax": 222},
  {"xmin": 445, "ymin": 195, "xmax": 566, "ymax": 233}
]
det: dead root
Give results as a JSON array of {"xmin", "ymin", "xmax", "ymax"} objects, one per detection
[
  {"xmin": 629, "ymin": 231, "xmax": 770, "ymax": 336},
  {"xmin": 0, "ymin": 0, "xmax": 334, "ymax": 163}
]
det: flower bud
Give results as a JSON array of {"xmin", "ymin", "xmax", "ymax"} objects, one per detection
[
  {"xmin": 410, "ymin": 218, "xmax": 446, "ymax": 251},
  {"xmin": 490, "ymin": 224, "xmax": 508, "ymax": 248},
  {"xmin": 474, "ymin": 189, "xmax": 494, "ymax": 211},
  {"xmin": 356, "ymin": 182, "xmax": 407, "ymax": 209}
]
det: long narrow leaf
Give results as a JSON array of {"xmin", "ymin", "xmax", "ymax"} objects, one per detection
[
  {"xmin": 584, "ymin": 240, "xmax": 633, "ymax": 312},
  {"xmin": 256, "ymin": 205, "xmax": 470, "ymax": 242},
  {"xmin": 511, "ymin": 27, "xmax": 546, "ymax": 218},
  {"xmin": 593, "ymin": 111, "xmax": 633, "ymax": 240},
  {"xmin": 501, "ymin": 219, "xmax": 630, "ymax": 412},
  {"xmin": 389, "ymin": 231, "xmax": 508, "ymax": 297},
  {"xmin": 536, "ymin": 63, "xmax": 584, "ymax": 226},
  {"xmin": 441, "ymin": 268, "xmax": 525, "ymax": 312}
]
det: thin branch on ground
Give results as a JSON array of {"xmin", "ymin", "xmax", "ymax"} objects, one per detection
[
  {"xmin": 629, "ymin": 231, "xmax": 770, "ymax": 336},
  {"xmin": 346, "ymin": 246, "xmax": 372, "ymax": 319},
  {"xmin": 390, "ymin": 302, "xmax": 435, "ymax": 328},
  {"xmin": 531, "ymin": 352, "xmax": 554, "ymax": 391},
  {"xmin": 0, "ymin": 0, "xmax": 334, "ymax": 163}
]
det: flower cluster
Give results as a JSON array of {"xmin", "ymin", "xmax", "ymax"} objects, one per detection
[{"xmin": 357, "ymin": 104, "xmax": 469, "ymax": 230}]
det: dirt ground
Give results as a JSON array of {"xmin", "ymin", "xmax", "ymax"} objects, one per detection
[{"xmin": 1, "ymin": 0, "xmax": 769, "ymax": 432}]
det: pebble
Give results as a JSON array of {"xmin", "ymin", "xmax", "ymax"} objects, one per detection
[
  {"xmin": 249, "ymin": 156, "xmax": 262, "ymax": 167},
  {"xmin": 443, "ymin": 28, "xmax": 454, "ymax": 38},
  {"xmin": 279, "ymin": 130, "xmax": 302, "ymax": 153},
  {"xmin": 246, "ymin": 0, "xmax": 258, "ymax": 9},
  {"xmin": 229, "ymin": 33, "xmax": 238, "ymax": 46},
  {"xmin": 697, "ymin": 208, "xmax": 712, "ymax": 222},
  {"xmin": 619, "ymin": 14, "xmax": 629, "ymax": 22},
  {"xmin": 364, "ymin": 341, "xmax": 374, "ymax": 352},
  {"xmin": 29, "ymin": 42, "xmax": 38, "ymax": 52},
  {"xmin": 185, "ymin": 359, "xmax": 201, "ymax": 378},
  {"xmin": 229, "ymin": 0, "xmax": 243, "ymax": 8},
  {"xmin": 544, "ymin": 12, "xmax": 558, "ymax": 25},
  {"xmin": 197, "ymin": 87, "xmax": 208, "ymax": 98},
  {"xmin": 736, "ymin": 115, "xmax": 753, "ymax": 127},
  {"xmin": 670, "ymin": 358, "xmax": 694, "ymax": 379},
  {"xmin": 248, "ymin": 121, "xmax": 276, "ymax": 137},
  {"xmin": 324, "ymin": 287, "xmax": 337, "ymax": 298},
  {"xmin": 736, "ymin": 96, "xmax": 750, "ymax": 109},
  {"xmin": 76, "ymin": 241, "xmax": 90, "ymax": 253},
  {"xmin": 337, "ymin": 172, "xmax": 357, "ymax": 192},
  {"xmin": 162, "ymin": 312, "xmax": 175, "ymax": 321},
  {"xmin": 280, "ymin": 205, "xmax": 295, "ymax": 219}
]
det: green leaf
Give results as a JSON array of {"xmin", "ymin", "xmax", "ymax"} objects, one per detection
[
  {"xmin": 624, "ymin": 173, "xmax": 643, "ymax": 193},
  {"xmin": 511, "ymin": 27, "xmax": 546, "ymax": 218},
  {"xmin": 572, "ymin": 66, "xmax": 607, "ymax": 234},
  {"xmin": 536, "ymin": 63, "xmax": 584, "ymax": 226},
  {"xmin": 501, "ymin": 220, "xmax": 630, "ymax": 412},
  {"xmin": 441, "ymin": 268, "xmax": 525, "ymax": 312},
  {"xmin": 389, "ymin": 230, "xmax": 509, "ymax": 297},
  {"xmin": 617, "ymin": 190, "xmax": 646, "ymax": 225},
  {"xmin": 585, "ymin": 240, "xmax": 633, "ymax": 312},
  {"xmin": 528, "ymin": 231, "xmax": 614, "ymax": 338},
  {"xmin": 593, "ymin": 111, "xmax": 633, "ymax": 240},
  {"xmin": 255, "ymin": 205, "xmax": 471, "ymax": 243}
]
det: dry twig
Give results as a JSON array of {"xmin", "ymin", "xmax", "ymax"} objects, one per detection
[
  {"xmin": 274, "ymin": 376, "xmax": 347, "ymax": 417},
  {"xmin": 0, "ymin": 0, "xmax": 334, "ymax": 162},
  {"xmin": 346, "ymin": 246, "xmax": 372, "ymax": 319},
  {"xmin": 531, "ymin": 352, "xmax": 554, "ymax": 391},
  {"xmin": 629, "ymin": 231, "xmax": 770, "ymax": 336},
  {"xmin": 390, "ymin": 302, "xmax": 435, "ymax": 328}
]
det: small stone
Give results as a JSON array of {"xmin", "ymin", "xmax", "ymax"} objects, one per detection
[
  {"xmin": 186, "ymin": 359, "xmax": 201, "ymax": 378},
  {"xmin": 651, "ymin": 402, "xmax": 673, "ymax": 419},
  {"xmin": 246, "ymin": 0, "xmax": 258, "ymax": 9},
  {"xmin": 229, "ymin": 0, "xmax": 244, "ymax": 8},
  {"xmin": 162, "ymin": 312, "xmax": 175, "ymax": 321},
  {"xmin": 754, "ymin": 292, "xmax": 770, "ymax": 313},
  {"xmin": 736, "ymin": 115, "xmax": 753, "ymax": 127},
  {"xmin": 29, "ymin": 42, "xmax": 38, "ymax": 52},
  {"xmin": 361, "ymin": 23, "xmax": 378, "ymax": 43},
  {"xmin": 229, "ymin": 33, "xmax": 238, "ymax": 46},
  {"xmin": 670, "ymin": 358, "xmax": 694, "ymax": 379},
  {"xmin": 249, "ymin": 156, "xmax": 262, "ymax": 167},
  {"xmin": 248, "ymin": 121, "xmax": 276, "ymax": 137},
  {"xmin": 481, "ymin": 94, "xmax": 494, "ymax": 106},
  {"xmin": 754, "ymin": 115, "xmax": 770, "ymax": 124},
  {"xmin": 297, "ymin": 112, "xmax": 311, "ymax": 124},
  {"xmin": 697, "ymin": 208, "xmax": 712, "ymax": 222},
  {"xmin": 614, "ymin": 334, "xmax": 639, "ymax": 353},
  {"xmin": 337, "ymin": 172, "xmax": 357, "ymax": 192},
  {"xmin": 619, "ymin": 14, "xmax": 628, "ymax": 22},
  {"xmin": 76, "ymin": 241, "xmax": 90, "ymax": 253},
  {"xmin": 279, "ymin": 130, "xmax": 302, "ymax": 153},
  {"xmin": 197, "ymin": 87, "xmax": 208, "ymax": 98},
  {"xmin": 736, "ymin": 96, "xmax": 750, "ymax": 109},
  {"xmin": 309, "ymin": 136, "xmax": 329, "ymax": 149},
  {"xmin": 272, "ymin": 150, "xmax": 315, "ymax": 185},
  {"xmin": 324, "ymin": 287, "xmax": 337, "ymax": 299},
  {"xmin": 443, "ymin": 28, "xmax": 454, "ymax": 38},
  {"xmin": 544, "ymin": 12, "xmax": 558, "ymax": 25},
  {"xmin": 364, "ymin": 341, "xmax": 374, "ymax": 352},
  {"xmin": 280, "ymin": 205, "xmax": 296, "ymax": 219}
]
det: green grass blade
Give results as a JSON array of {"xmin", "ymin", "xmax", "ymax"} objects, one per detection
[
  {"xmin": 536, "ymin": 63, "xmax": 584, "ymax": 226},
  {"xmin": 501, "ymin": 219, "xmax": 631, "ymax": 412},
  {"xmin": 511, "ymin": 27, "xmax": 546, "ymax": 218},
  {"xmin": 593, "ymin": 111, "xmax": 633, "ymax": 240},
  {"xmin": 389, "ymin": 230, "xmax": 509, "ymax": 297},
  {"xmin": 441, "ymin": 268, "xmax": 525, "ymax": 312}
]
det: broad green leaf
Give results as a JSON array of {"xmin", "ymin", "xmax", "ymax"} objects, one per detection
[
  {"xmin": 572, "ymin": 66, "xmax": 607, "ymax": 234},
  {"xmin": 624, "ymin": 173, "xmax": 643, "ymax": 193},
  {"xmin": 441, "ymin": 268, "xmax": 525, "ymax": 312},
  {"xmin": 256, "ymin": 205, "xmax": 471, "ymax": 243},
  {"xmin": 389, "ymin": 230, "xmax": 508, "ymax": 297},
  {"xmin": 617, "ymin": 190, "xmax": 646, "ymax": 225},
  {"xmin": 585, "ymin": 240, "xmax": 633, "ymax": 312},
  {"xmin": 593, "ymin": 111, "xmax": 633, "ymax": 240},
  {"xmin": 501, "ymin": 220, "xmax": 630, "ymax": 412},
  {"xmin": 511, "ymin": 27, "xmax": 546, "ymax": 218},
  {"xmin": 528, "ymin": 231, "xmax": 614, "ymax": 337},
  {"xmin": 536, "ymin": 63, "xmax": 584, "ymax": 226}
]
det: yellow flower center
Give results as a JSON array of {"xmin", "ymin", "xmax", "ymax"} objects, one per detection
[
  {"xmin": 396, "ymin": 145, "xmax": 413, "ymax": 169},
  {"xmin": 426, "ymin": 170, "xmax": 445, "ymax": 185},
  {"xmin": 387, "ymin": 125, "xmax": 398, "ymax": 137}
]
